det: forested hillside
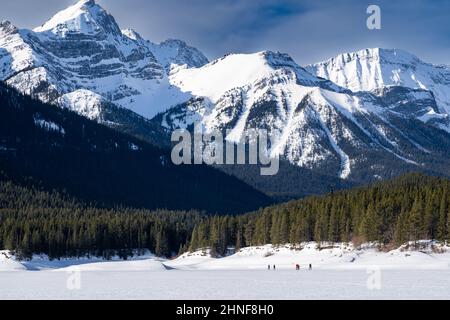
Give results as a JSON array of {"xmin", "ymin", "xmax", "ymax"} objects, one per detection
[
  {"xmin": 0, "ymin": 181, "xmax": 203, "ymax": 259},
  {"xmin": 188, "ymin": 174, "xmax": 450, "ymax": 256},
  {"xmin": 0, "ymin": 83, "xmax": 271, "ymax": 214},
  {"xmin": 2, "ymin": 174, "xmax": 449, "ymax": 260}
]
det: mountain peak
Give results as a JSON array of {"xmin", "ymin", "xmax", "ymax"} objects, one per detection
[
  {"xmin": 354, "ymin": 48, "xmax": 420, "ymax": 64},
  {"xmin": 122, "ymin": 28, "xmax": 144, "ymax": 41},
  {"xmin": 33, "ymin": 0, "xmax": 121, "ymax": 37},
  {"xmin": 306, "ymin": 47, "xmax": 432, "ymax": 93},
  {"xmin": 259, "ymin": 50, "xmax": 298, "ymax": 67},
  {"xmin": 314, "ymin": 48, "xmax": 422, "ymax": 69},
  {"xmin": 149, "ymin": 38, "xmax": 209, "ymax": 72},
  {"xmin": 0, "ymin": 20, "xmax": 18, "ymax": 35}
]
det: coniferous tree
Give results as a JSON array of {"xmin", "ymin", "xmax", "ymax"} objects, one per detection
[
  {"xmin": 409, "ymin": 198, "xmax": 424, "ymax": 243},
  {"xmin": 209, "ymin": 218, "xmax": 220, "ymax": 257},
  {"xmin": 437, "ymin": 193, "xmax": 448, "ymax": 241},
  {"xmin": 235, "ymin": 226, "xmax": 243, "ymax": 251},
  {"xmin": 244, "ymin": 220, "xmax": 254, "ymax": 247},
  {"xmin": 279, "ymin": 213, "xmax": 290, "ymax": 244},
  {"xmin": 189, "ymin": 226, "xmax": 199, "ymax": 252},
  {"xmin": 4, "ymin": 173, "xmax": 450, "ymax": 258}
]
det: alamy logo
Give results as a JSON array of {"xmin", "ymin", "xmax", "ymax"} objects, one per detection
[
  {"xmin": 367, "ymin": 5, "xmax": 381, "ymax": 30},
  {"xmin": 66, "ymin": 266, "xmax": 81, "ymax": 291},
  {"xmin": 366, "ymin": 266, "xmax": 382, "ymax": 290},
  {"xmin": 171, "ymin": 123, "xmax": 280, "ymax": 176}
]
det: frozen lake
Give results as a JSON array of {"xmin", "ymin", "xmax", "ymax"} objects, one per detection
[
  {"xmin": 1, "ymin": 269, "xmax": 450, "ymax": 300},
  {"xmin": 2, "ymin": 242, "xmax": 450, "ymax": 299}
]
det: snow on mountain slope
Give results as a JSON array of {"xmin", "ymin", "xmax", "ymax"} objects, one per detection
[
  {"xmin": 158, "ymin": 50, "xmax": 450, "ymax": 180},
  {"xmin": 0, "ymin": 0, "xmax": 208, "ymax": 121},
  {"xmin": 170, "ymin": 51, "xmax": 319, "ymax": 102},
  {"xmin": 58, "ymin": 89, "xmax": 104, "ymax": 120},
  {"xmin": 307, "ymin": 48, "xmax": 450, "ymax": 116}
]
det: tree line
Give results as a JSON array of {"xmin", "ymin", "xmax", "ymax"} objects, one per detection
[
  {"xmin": 187, "ymin": 173, "xmax": 450, "ymax": 256},
  {"xmin": 1, "ymin": 173, "xmax": 449, "ymax": 260},
  {"xmin": 0, "ymin": 181, "xmax": 203, "ymax": 260}
]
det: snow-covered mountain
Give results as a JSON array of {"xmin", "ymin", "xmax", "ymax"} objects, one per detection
[
  {"xmin": 307, "ymin": 48, "xmax": 450, "ymax": 118},
  {"xmin": 156, "ymin": 50, "xmax": 450, "ymax": 181},
  {"xmin": 0, "ymin": 0, "xmax": 208, "ymax": 121}
]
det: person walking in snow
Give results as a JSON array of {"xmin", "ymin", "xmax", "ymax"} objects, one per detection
[
  {"xmin": 268, "ymin": 265, "xmax": 271, "ymax": 270},
  {"xmin": 309, "ymin": 264, "xmax": 312, "ymax": 270},
  {"xmin": 273, "ymin": 265, "xmax": 276, "ymax": 271},
  {"xmin": 296, "ymin": 264, "xmax": 300, "ymax": 271}
]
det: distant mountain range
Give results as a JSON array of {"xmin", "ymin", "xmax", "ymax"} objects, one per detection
[
  {"xmin": 155, "ymin": 50, "xmax": 450, "ymax": 184},
  {"xmin": 2, "ymin": 0, "xmax": 450, "ymax": 200}
]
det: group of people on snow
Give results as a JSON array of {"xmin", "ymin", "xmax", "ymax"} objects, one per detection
[{"xmin": 267, "ymin": 264, "xmax": 312, "ymax": 270}]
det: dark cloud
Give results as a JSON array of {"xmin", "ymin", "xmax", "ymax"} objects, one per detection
[{"xmin": 1, "ymin": 0, "xmax": 449, "ymax": 65}]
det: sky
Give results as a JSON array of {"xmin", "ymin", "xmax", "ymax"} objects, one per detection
[{"xmin": 1, "ymin": 0, "xmax": 449, "ymax": 65}]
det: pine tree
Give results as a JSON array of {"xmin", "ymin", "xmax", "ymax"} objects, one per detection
[
  {"xmin": 244, "ymin": 221, "xmax": 254, "ymax": 247},
  {"xmin": 270, "ymin": 214, "xmax": 280, "ymax": 245},
  {"xmin": 279, "ymin": 213, "xmax": 289, "ymax": 244},
  {"xmin": 409, "ymin": 197, "xmax": 425, "ymax": 244},
  {"xmin": 235, "ymin": 226, "xmax": 243, "ymax": 251},
  {"xmin": 359, "ymin": 204, "xmax": 381, "ymax": 242},
  {"xmin": 209, "ymin": 218, "xmax": 220, "ymax": 257},
  {"xmin": 447, "ymin": 214, "xmax": 450, "ymax": 242},
  {"xmin": 423, "ymin": 191, "xmax": 435, "ymax": 239},
  {"xmin": 253, "ymin": 218, "xmax": 265, "ymax": 245},
  {"xmin": 189, "ymin": 226, "xmax": 199, "ymax": 252},
  {"xmin": 437, "ymin": 193, "xmax": 448, "ymax": 241},
  {"xmin": 219, "ymin": 218, "xmax": 228, "ymax": 256},
  {"xmin": 155, "ymin": 224, "xmax": 169, "ymax": 257},
  {"xmin": 197, "ymin": 223, "xmax": 208, "ymax": 249},
  {"xmin": 328, "ymin": 209, "xmax": 339, "ymax": 243}
]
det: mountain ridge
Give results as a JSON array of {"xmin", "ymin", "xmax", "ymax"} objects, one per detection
[
  {"xmin": 307, "ymin": 48, "xmax": 450, "ymax": 119},
  {"xmin": 155, "ymin": 49, "xmax": 450, "ymax": 185}
]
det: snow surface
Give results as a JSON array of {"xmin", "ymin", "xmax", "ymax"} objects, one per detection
[
  {"xmin": 170, "ymin": 52, "xmax": 281, "ymax": 103},
  {"xmin": 1, "ymin": 242, "xmax": 449, "ymax": 299},
  {"xmin": 1, "ymin": 269, "xmax": 449, "ymax": 300},
  {"xmin": 169, "ymin": 242, "xmax": 450, "ymax": 271}
]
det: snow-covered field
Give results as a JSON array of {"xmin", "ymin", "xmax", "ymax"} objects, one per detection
[{"xmin": 1, "ymin": 242, "xmax": 450, "ymax": 300}]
